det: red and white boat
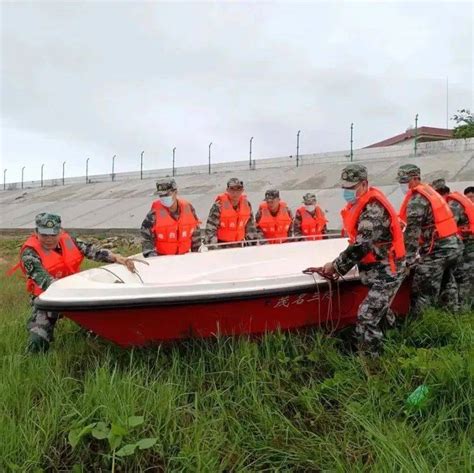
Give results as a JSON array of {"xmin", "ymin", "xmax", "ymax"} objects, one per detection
[{"xmin": 35, "ymin": 238, "xmax": 410, "ymax": 347}]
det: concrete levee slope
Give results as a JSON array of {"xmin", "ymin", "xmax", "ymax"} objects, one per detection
[
  {"xmin": 4, "ymin": 137, "xmax": 473, "ymax": 190},
  {"xmin": 1, "ymin": 140, "xmax": 472, "ymax": 232}
]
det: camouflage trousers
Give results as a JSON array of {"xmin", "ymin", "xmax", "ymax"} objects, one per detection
[
  {"xmin": 465, "ymin": 242, "xmax": 474, "ymax": 307},
  {"xmin": 355, "ymin": 262, "xmax": 405, "ymax": 350},
  {"xmin": 27, "ymin": 300, "xmax": 61, "ymax": 352},
  {"xmin": 411, "ymin": 245, "xmax": 464, "ymax": 317},
  {"xmin": 440, "ymin": 241, "xmax": 474, "ymax": 312}
]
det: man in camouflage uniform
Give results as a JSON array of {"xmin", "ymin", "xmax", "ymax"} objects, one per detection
[
  {"xmin": 18, "ymin": 213, "xmax": 135, "ymax": 353},
  {"xmin": 293, "ymin": 192, "xmax": 328, "ymax": 240},
  {"xmin": 140, "ymin": 178, "xmax": 201, "ymax": 257},
  {"xmin": 432, "ymin": 178, "xmax": 473, "ymax": 311},
  {"xmin": 255, "ymin": 189, "xmax": 293, "ymax": 242},
  {"xmin": 204, "ymin": 177, "xmax": 261, "ymax": 248},
  {"xmin": 316, "ymin": 164, "xmax": 406, "ymax": 356},
  {"xmin": 397, "ymin": 165, "xmax": 462, "ymax": 317}
]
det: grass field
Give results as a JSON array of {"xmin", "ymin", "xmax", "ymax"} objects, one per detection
[{"xmin": 0, "ymin": 236, "xmax": 472, "ymax": 472}]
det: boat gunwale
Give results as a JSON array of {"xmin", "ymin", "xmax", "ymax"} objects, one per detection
[{"xmin": 34, "ymin": 277, "xmax": 362, "ymax": 312}]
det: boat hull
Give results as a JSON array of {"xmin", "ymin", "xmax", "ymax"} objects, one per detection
[{"xmin": 64, "ymin": 279, "xmax": 411, "ymax": 347}]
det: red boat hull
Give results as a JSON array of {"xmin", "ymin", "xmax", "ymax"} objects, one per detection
[{"xmin": 64, "ymin": 279, "xmax": 411, "ymax": 347}]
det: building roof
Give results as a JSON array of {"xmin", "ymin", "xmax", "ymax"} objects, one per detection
[{"xmin": 365, "ymin": 126, "xmax": 453, "ymax": 148}]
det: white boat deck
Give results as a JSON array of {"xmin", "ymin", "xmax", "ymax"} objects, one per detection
[{"xmin": 37, "ymin": 239, "xmax": 357, "ymax": 306}]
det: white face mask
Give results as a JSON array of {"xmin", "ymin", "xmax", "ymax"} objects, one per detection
[
  {"xmin": 159, "ymin": 195, "xmax": 174, "ymax": 207},
  {"xmin": 305, "ymin": 204, "xmax": 316, "ymax": 212},
  {"xmin": 399, "ymin": 183, "xmax": 409, "ymax": 195}
]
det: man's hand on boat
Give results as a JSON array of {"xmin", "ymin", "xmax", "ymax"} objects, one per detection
[
  {"xmin": 111, "ymin": 254, "xmax": 136, "ymax": 273},
  {"xmin": 322, "ymin": 262, "xmax": 337, "ymax": 276},
  {"xmin": 302, "ymin": 262, "xmax": 340, "ymax": 281}
]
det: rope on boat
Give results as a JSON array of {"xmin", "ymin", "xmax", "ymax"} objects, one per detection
[
  {"xmin": 126, "ymin": 257, "xmax": 149, "ymax": 284},
  {"xmin": 99, "ymin": 265, "xmax": 146, "ymax": 284},
  {"xmin": 303, "ymin": 267, "xmax": 342, "ymax": 335},
  {"xmin": 97, "ymin": 267, "xmax": 125, "ymax": 284},
  {"xmin": 332, "ymin": 277, "xmax": 342, "ymax": 334}
]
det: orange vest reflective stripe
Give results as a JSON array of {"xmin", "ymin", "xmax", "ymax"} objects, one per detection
[
  {"xmin": 447, "ymin": 192, "xmax": 474, "ymax": 237},
  {"xmin": 257, "ymin": 201, "xmax": 292, "ymax": 244},
  {"xmin": 296, "ymin": 206, "xmax": 327, "ymax": 241},
  {"xmin": 15, "ymin": 232, "xmax": 84, "ymax": 296},
  {"xmin": 399, "ymin": 183, "xmax": 458, "ymax": 243},
  {"xmin": 216, "ymin": 193, "xmax": 251, "ymax": 242},
  {"xmin": 341, "ymin": 187, "xmax": 406, "ymax": 270},
  {"xmin": 151, "ymin": 199, "xmax": 199, "ymax": 255}
]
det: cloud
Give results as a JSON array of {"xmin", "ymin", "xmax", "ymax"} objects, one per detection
[{"xmin": 1, "ymin": 1, "xmax": 472, "ymax": 180}]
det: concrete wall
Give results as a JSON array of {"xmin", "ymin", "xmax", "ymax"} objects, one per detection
[
  {"xmin": 1, "ymin": 142, "xmax": 472, "ymax": 232},
  {"xmin": 4, "ymin": 137, "xmax": 473, "ymax": 191}
]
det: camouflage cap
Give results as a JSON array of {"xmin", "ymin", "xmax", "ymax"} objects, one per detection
[
  {"xmin": 431, "ymin": 178, "xmax": 448, "ymax": 191},
  {"xmin": 264, "ymin": 189, "xmax": 280, "ymax": 200},
  {"xmin": 155, "ymin": 178, "xmax": 177, "ymax": 195},
  {"xmin": 397, "ymin": 164, "xmax": 421, "ymax": 183},
  {"xmin": 302, "ymin": 192, "xmax": 317, "ymax": 204},
  {"xmin": 340, "ymin": 164, "xmax": 368, "ymax": 188},
  {"xmin": 227, "ymin": 177, "xmax": 244, "ymax": 189},
  {"xmin": 35, "ymin": 212, "xmax": 61, "ymax": 235}
]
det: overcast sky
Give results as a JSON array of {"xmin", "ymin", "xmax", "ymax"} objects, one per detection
[{"xmin": 1, "ymin": 1, "xmax": 472, "ymax": 184}]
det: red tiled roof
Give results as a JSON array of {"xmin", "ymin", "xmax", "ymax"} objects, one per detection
[{"xmin": 364, "ymin": 127, "xmax": 453, "ymax": 148}]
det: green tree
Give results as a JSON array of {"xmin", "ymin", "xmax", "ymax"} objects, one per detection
[{"xmin": 451, "ymin": 109, "xmax": 474, "ymax": 139}]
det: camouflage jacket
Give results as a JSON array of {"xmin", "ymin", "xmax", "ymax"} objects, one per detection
[
  {"xmin": 204, "ymin": 200, "xmax": 261, "ymax": 245},
  {"xmin": 404, "ymin": 193, "xmax": 461, "ymax": 265},
  {"xmin": 293, "ymin": 208, "xmax": 327, "ymax": 240},
  {"xmin": 448, "ymin": 199, "xmax": 473, "ymax": 248},
  {"xmin": 140, "ymin": 202, "xmax": 201, "ymax": 257},
  {"xmin": 334, "ymin": 200, "xmax": 397, "ymax": 275},
  {"xmin": 21, "ymin": 237, "xmax": 115, "ymax": 293},
  {"xmin": 255, "ymin": 206, "xmax": 294, "ymax": 240}
]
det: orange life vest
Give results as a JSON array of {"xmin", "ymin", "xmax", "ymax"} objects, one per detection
[
  {"xmin": 296, "ymin": 206, "xmax": 327, "ymax": 241},
  {"xmin": 399, "ymin": 183, "xmax": 458, "ymax": 248},
  {"xmin": 151, "ymin": 199, "xmax": 199, "ymax": 255},
  {"xmin": 341, "ymin": 187, "xmax": 406, "ymax": 271},
  {"xmin": 215, "ymin": 193, "xmax": 251, "ymax": 242},
  {"xmin": 13, "ymin": 231, "xmax": 84, "ymax": 296},
  {"xmin": 257, "ymin": 201, "xmax": 292, "ymax": 244},
  {"xmin": 446, "ymin": 191, "xmax": 474, "ymax": 238}
]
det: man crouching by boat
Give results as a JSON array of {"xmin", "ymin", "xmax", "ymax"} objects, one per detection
[
  {"xmin": 11, "ymin": 213, "xmax": 135, "ymax": 353},
  {"xmin": 204, "ymin": 177, "xmax": 262, "ymax": 249},
  {"xmin": 317, "ymin": 164, "xmax": 406, "ymax": 357},
  {"xmin": 140, "ymin": 178, "xmax": 201, "ymax": 257}
]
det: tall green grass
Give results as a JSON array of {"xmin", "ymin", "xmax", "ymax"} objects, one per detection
[{"xmin": 0, "ymin": 237, "xmax": 472, "ymax": 471}]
